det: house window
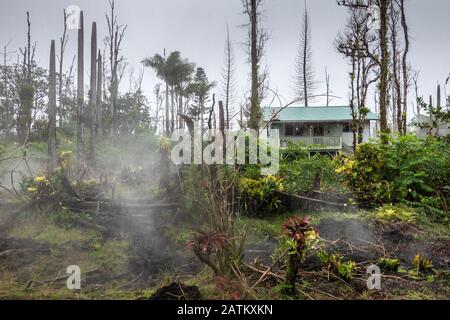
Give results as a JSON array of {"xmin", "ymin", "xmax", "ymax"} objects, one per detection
[
  {"xmin": 313, "ymin": 124, "xmax": 324, "ymax": 136},
  {"xmin": 285, "ymin": 124, "xmax": 294, "ymax": 136},
  {"xmin": 294, "ymin": 124, "xmax": 307, "ymax": 136},
  {"xmin": 343, "ymin": 123, "xmax": 352, "ymax": 133}
]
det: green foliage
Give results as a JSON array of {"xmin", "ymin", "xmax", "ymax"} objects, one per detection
[
  {"xmin": 20, "ymin": 151, "xmax": 74, "ymax": 205},
  {"xmin": 317, "ymin": 251, "xmax": 356, "ymax": 281},
  {"xmin": 336, "ymin": 135, "xmax": 449, "ymax": 221},
  {"xmin": 379, "ymin": 258, "xmax": 400, "ymax": 273},
  {"xmin": 375, "ymin": 205, "xmax": 417, "ymax": 223},
  {"xmin": 238, "ymin": 175, "xmax": 285, "ymax": 216},
  {"xmin": 91, "ymin": 240, "xmax": 131, "ymax": 274},
  {"xmin": 281, "ymin": 216, "xmax": 318, "ymax": 296},
  {"xmin": 21, "ymin": 176, "xmax": 57, "ymax": 202},
  {"xmin": 281, "ymin": 153, "xmax": 343, "ymax": 194},
  {"xmin": 117, "ymin": 90, "xmax": 152, "ymax": 135},
  {"xmin": 413, "ymin": 254, "xmax": 433, "ymax": 275}
]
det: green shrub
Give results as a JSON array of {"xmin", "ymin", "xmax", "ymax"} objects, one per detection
[
  {"xmin": 280, "ymin": 153, "xmax": 343, "ymax": 194},
  {"xmin": 317, "ymin": 251, "xmax": 356, "ymax": 281},
  {"xmin": 375, "ymin": 205, "xmax": 417, "ymax": 223},
  {"xmin": 413, "ymin": 254, "xmax": 433, "ymax": 274},
  {"xmin": 238, "ymin": 175, "xmax": 285, "ymax": 216},
  {"xmin": 379, "ymin": 258, "xmax": 400, "ymax": 272},
  {"xmin": 336, "ymin": 135, "xmax": 449, "ymax": 220}
]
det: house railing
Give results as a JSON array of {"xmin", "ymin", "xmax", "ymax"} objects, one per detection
[{"xmin": 281, "ymin": 136, "xmax": 342, "ymax": 150}]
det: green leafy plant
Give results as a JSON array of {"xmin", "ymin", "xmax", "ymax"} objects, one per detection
[
  {"xmin": 281, "ymin": 153, "xmax": 343, "ymax": 194},
  {"xmin": 318, "ymin": 251, "xmax": 356, "ymax": 281},
  {"xmin": 413, "ymin": 254, "xmax": 433, "ymax": 274},
  {"xmin": 238, "ymin": 175, "xmax": 285, "ymax": 216},
  {"xmin": 336, "ymin": 135, "xmax": 450, "ymax": 221},
  {"xmin": 376, "ymin": 205, "xmax": 416, "ymax": 223},
  {"xmin": 379, "ymin": 258, "xmax": 400, "ymax": 273},
  {"xmin": 186, "ymin": 230, "xmax": 231, "ymax": 277},
  {"xmin": 21, "ymin": 175, "xmax": 57, "ymax": 202},
  {"xmin": 281, "ymin": 216, "xmax": 318, "ymax": 296}
]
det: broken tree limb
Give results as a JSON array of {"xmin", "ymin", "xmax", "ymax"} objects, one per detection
[
  {"xmin": 24, "ymin": 268, "xmax": 100, "ymax": 290},
  {"xmin": 276, "ymin": 191, "xmax": 350, "ymax": 208},
  {"xmin": 0, "ymin": 248, "xmax": 50, "ymax": 258}
]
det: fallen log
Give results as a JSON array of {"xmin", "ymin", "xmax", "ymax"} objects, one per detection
[
  {"xmin": 276, "ymin": 191, "xmax": 350, "ymax": 209},
  {"xmin": 62, "ymin": 199, "xmax": 181, "ymax": 212},
  {"xmin": 111, "ymin": 203, "xmax": 181, "ymax": 210},
  {"xmin": 0, "ymin": 248, "xmax": 50, "ymax": 258}
]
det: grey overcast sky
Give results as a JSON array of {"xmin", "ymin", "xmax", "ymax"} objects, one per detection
[{"xmin": 1, "ymin": 0, "xmax": 449, "ymax": 113}]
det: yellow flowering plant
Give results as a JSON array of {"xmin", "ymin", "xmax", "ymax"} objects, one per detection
[{"xmin": 238, "ymin": 175, "xmax": 285, "ymax": 216}]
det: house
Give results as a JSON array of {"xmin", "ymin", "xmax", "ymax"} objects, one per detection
[
  {"xmin": 410, "ymin": 114, "xmax": 450, "ymax": 138},
  {"xmin": 263, "ymin": 106, "xmax": 379, "ymax": 154}
]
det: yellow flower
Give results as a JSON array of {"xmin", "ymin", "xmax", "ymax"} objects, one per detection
[
  {"xmin": 27, "ymin": 187, "xmax": 38, "ymax": 193},
  {"xmin": 34, "ymin": 176, "xmax": 47, "ymax": 183},
  {"xmin": 305, "ymin": 230, "xmax": 318, "ymax": 241}
]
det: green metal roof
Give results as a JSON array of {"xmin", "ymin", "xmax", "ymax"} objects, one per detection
[{"xmin": 263, "ymin": 106, "xmax": 379, "ymax": 122}]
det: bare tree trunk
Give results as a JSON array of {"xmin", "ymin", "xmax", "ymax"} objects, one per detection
[
  {"xmin": 379, "ymin": 0, "xmax": 390, "ymax": 135},
  {"xmin": 350, "ymin": 50, "xmax": 358, "ymax": 151},
  {"xmin": 243, "ymin": 0, "xmax": 264, "ymax": 131},
  {"xmin": 171, "ymin": 86, "xmax": 175, "ymax": 133},
  {"xmin": 165, "ymin": 82, "xmax": 170, "ymax": 134},
  {"xmin": 2, "ymin": 40, "xmax": 14, "ymax": 139},
  {"xmin": 250, "ymin": 0, "xmax": 259, "ymax": 129},
  {"xmin": 389, "ymin": 1, "xmax": 402, "ymax": 134},
  {"xmin": 222, "ymin": 26, "xmax": 235, "ymax": 130},
  {"xmin": 58, "ymin": 10, "xmax": 68, "ymax": 128},
  {"xmin": 303, "ymin": 8, "xmax": 309, "ymax": 107},
  {"xmin": 399, "ymin": 0, "xmax": 409, "ymax": 135},
  {"xmin": 48, "ymin": 40, "xmax": 57, "ymax": 171},
  {"xmin": 106, "ymin": 0, "xmax": 126, "ymax": 139},
  {"xmin": 325, "ymin": 68, "xmax": 330, "ymax": 106},
  {"xmin": 96, "ymin": 50, "xmax": 103, "ymax": 139},
  {"xmin": 18, "ymin": 12, "xmax": 34, "ymax": 143},
  {"xmin": 76, "ymin": 11, "xmax": 85, "ymax": 160},
  {"xmin": 89, "ymin": 22, "xmax": 97, "ymax": 163}
]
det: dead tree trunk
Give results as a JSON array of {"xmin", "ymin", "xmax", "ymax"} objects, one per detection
[
  {"xmin": 96, "ymin": 50, "xmax": 103, "ymax": 139},
  {"xmin": 389, "ymin": 1, "xmax": 402, "ymax": 133},
  {"xmin": 379, "ymin": 0, "xmax": 390, "ymax": 136},
  {"xmin": 106, "ymin": 0, "xmax": 126, "ymax": 139},
  {"xmin": 243, "ymin": 0, "xmax": 264, "ymax": 131},
  {"xmin": 89, "ymin": 22, "xmax": 97, "ymax": 163},
  {"xmin": 48, "ymin": 40, "xmax": 57, "ymax": 171},
  {"xmin": 399, "ymin": 0, "xmax": 409, "ymax": 135},
  {"xmin": 76, "ymin": 11, "xmax": 85, "ymax": 160},
  {"xmin": 58, "ymin": 10, "xmax": 68, "ymax": 128}
]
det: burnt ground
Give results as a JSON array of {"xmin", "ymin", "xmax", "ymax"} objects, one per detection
[
  {"xmin": 316, "ymin": 218, "xmax": 450, "ymax": 269},
  {"xmin": 240, "ymin": 212, "xmax": 450, "ymax": 300},
  {"xmin": 0, "ymin": 203, "xmax": 199, "ymax": 299},
  {"xmin": 0, "ymin": 207, "xmax": 449, "ymax": 300}
]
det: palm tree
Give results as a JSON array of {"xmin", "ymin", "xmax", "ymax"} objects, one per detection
[
  {"xmin": 143, "ymin": 51, "xmax": 195, "ymax": 133},
  {"xmin": 165, "ymin": 51, "xmax": 195, "ymax": 132},
  {"xmin": 142, "ymin": 53, "xmax": 170, "ymax": 134}
]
